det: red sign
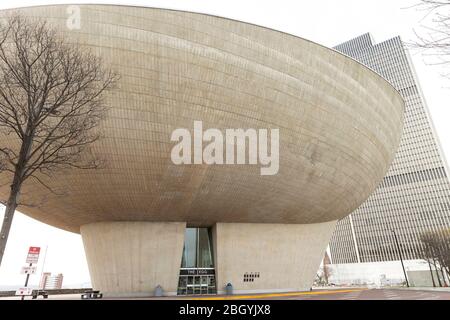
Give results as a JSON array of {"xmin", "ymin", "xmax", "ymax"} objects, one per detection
[
  {"xmin": 28, "ymin": 247, "xmax": 40, "ymax": 254},
  {"xmin": 25, "ymin": 246, "xmax": 41, "ymax": 264}
]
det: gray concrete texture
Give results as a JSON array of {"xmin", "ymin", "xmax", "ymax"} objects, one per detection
[
  {"xmin": 407, "ymin": 270, "xmax": 447, "ymax": 287},
  {"xmin": 81, "ymin": 222, "xmax": 185, "ymax": 296},
  {"xmin": 212, "ymin": 222, "xmax": 337, "ymax": 294},
  {"xmin": 0, "ymin": 5, "xmax": 404, "ymax": 232},
  {"xmin": 0, "ymin": 5, "xmax": 405, "ymax": 297}
]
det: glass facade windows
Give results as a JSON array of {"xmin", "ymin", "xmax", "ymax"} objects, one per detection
[
  {"xmin": 198, "ymin": 228, "xmax": 214, "ymax": 268},
  {"xmin": 181, "ymin": 228, "xmax": 197, "ymax": 268},
  {"xmin": 180, "ymin": 228, "xmax": 214, "ymax": 268},
  {"xmin": 330, "ymin": 33, "xmax": 450, "ymax": 264},
  {"xmin": 178, "ymin": 228, "xmax": 216, "ymax": 295}
]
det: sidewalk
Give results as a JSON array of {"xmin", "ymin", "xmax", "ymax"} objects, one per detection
[{"xmin": 393, "ymin": 286, "xmax": 450, "ymax": 292}]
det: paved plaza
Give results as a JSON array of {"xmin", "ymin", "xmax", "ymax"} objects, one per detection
[{"xmin": 2, "ymin": 288, "xmax": 449, "ymax": 300}]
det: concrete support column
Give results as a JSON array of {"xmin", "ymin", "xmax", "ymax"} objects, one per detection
[
  {"xmin": 80, "ymin": 221, "xmax": 186, "ymax": 297},
  {"xmin": 212, "ymin": 221, "xmax": 337, "ymax": 294}
]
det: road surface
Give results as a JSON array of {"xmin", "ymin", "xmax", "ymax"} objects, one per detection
[{"xmin": 1, "ymin": 288, "xmax": 449, "ymax": 300}]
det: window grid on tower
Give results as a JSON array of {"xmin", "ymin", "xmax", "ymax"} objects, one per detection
[{"xmin": 330, "ymin": 33, "xmax": 450, "ymax": 264}]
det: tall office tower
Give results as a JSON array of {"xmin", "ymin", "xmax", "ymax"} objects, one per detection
[
  {"xmin": 40, "ymin": 272, "xmax": 64, "ymax": 290},
  {"xmin": 329, "ymin": 34, "xmax": 450, "ymax": 271}
]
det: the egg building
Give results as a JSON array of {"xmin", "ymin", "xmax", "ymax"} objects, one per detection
[{"xmin": 0, "ymin": 5, "xmax": 404, "ymax": 296}]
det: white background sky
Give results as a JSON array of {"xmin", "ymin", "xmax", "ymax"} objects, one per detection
[{"xmin": 0, "ymin": 0, "xmax": 449, "ymax": 288}]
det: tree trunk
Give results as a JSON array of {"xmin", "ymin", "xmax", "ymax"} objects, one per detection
[
  {"xmin": 0, "ymin": 134, "xmax": 30, "ymax": 266},
  {"xmin": 439, "ymin": 266, "xmax": 448, "ymax": 287},
  {"xmin": 444, "ymin": 267, "xmax": 450, "ymax": 284},
  {"xmin": 428, "ymin": 259, "xmax": 436, "ymax": 287},
  {"xmin": 0, "ymin": 183, "xmax": 21, "ymax": 266},
  {"xmin": 434, "ymin": 260, "xmax": 443, "ymax": 287}
]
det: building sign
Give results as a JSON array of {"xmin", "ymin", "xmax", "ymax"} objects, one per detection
[
  {"xmin": 180, "ymin": 268, "xmax": 215, "ymax": 276},
  {"xmin": 25, "ymin": 246, "xmax": 40, "ymax": 264},
  {"xmin": 15, "ymin": 287, "xmax": 33, "ymax": 296},
  {"xmin": 20, "ymin": 265, "xmax": 37, "ymax": 275}
]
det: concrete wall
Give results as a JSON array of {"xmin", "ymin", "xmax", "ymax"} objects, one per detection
[
  {"xmin": 212, "ymin": 221, "xmax": 336, "ymax": 294},
  {"xmin": 80, "ymin": 222, "xmax": 185, "ymax": 297},
  {"xmin": 407, "ymin": 270, "xmax": 447, "ymax": 287},
  {"xmin": 327, "ymin": 260, "xmax": 430, "ymax": 286}
]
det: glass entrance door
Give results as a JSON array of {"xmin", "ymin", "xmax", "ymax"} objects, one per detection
[
  {"xmin": 200, "ymin": 275, "xmax": 208, "ymax": 294},
  {"xmin": 177, "ymin": 228, "xmax": 216, "ymax": 295},
  {"xmin": 178, "ymin": 274, "xmax": 216, "ymax": 295}
]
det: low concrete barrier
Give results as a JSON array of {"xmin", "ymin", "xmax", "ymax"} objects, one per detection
[{"xmin": 0, "ymin": 288, "xmax": 92, "ymax": 297}]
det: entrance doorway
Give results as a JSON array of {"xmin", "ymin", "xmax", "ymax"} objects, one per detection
[
  {"xmin": 177, "ymin": 228, "xmax": 216, "ymax": 295},
  {"xmin": 177, "ymin": 270, "xmax": 216, "ymax": 295}
]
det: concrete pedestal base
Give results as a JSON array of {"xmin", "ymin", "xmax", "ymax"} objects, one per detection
[
  {"xmin": 81, "ymin": 220, "xmax": 336, "ymax": 297},
  {"xmin": 212, "ymin": 221, "xmax": 337, "ymax": 294},
  {"xmin": 80, "ymin": 222, "xmax": 186, "ymax": 297}
]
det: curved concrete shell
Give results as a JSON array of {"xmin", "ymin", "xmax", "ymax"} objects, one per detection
[{"xmin": 0, "ymin": 5, "xmax": 404, "ymax": 296}]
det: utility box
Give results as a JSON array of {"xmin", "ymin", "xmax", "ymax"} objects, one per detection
[
  {"xmin": 225, "ymin": 283, "xmax": 233, "ymax": 295},
  {"xmin": 154, "ymin": 285, "xmax": 164, "ymax": 297}
]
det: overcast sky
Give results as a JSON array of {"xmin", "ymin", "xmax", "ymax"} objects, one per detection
[{"xmin": 0, "ymin": 0, "xmax": 449, "ymax": 288}]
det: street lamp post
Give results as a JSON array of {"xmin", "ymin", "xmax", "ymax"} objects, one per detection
[{"xmin": 391, "ymin": 229, "xmax": 410, "ymax": 287}]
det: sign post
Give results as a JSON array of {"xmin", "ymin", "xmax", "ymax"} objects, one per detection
[{"xmin": 18, "ymin": 246, "xmax": 40, "ymax": 300}]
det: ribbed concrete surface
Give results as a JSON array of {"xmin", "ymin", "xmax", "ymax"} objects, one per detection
[{"xmin": 0, "ymin": 5, "xmax": 404, "ymax": 232}]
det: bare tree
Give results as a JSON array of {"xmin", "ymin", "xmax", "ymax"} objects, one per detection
[
  {"xmin": 419, "ymin": 229, "xmax": 450, "ymax": 286},
  {"xmin": 420, "ymin": 239, "xmax": 443, "ymax": 286},
  {"xmin": 409, "ymin": 0, "xmax": 450, "ymax": 78},
  {"xmin": 0, "ymin": 14, "xmax": 118, "ymax": 266}
]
